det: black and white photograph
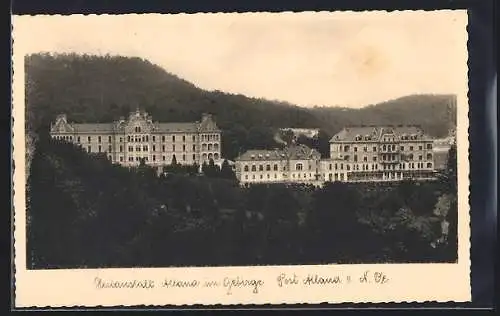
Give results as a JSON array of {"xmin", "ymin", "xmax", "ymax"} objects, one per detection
[{"xmin": 12, "ymin": 11, "xmax": 470, "ymax": 306}]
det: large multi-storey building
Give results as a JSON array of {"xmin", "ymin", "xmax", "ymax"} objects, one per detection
[
  {"xmin": 326, "ymin": 125, "xmax": 436, "ymax": 182},
  {"xmin": 50, "ymin": 109, "xmax": 222, "ymax": 170},
  {"xmin": 235, "ymin": 125, "xmax": 437, "ymax": 185},
  {"xmin": 234, "ymin": 144, "xmax": 322, "ymax": 185}
]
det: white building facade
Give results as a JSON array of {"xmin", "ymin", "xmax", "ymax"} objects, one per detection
[
  {"xmin": 50, "ymin": 109, "xmax": 222, "ymax": 170},
  {"xmin": 234, "ymin": 145, "xmax": 322, "ymax": 185}
]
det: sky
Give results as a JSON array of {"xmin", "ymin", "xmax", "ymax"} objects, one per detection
[{"xmin": 13, "ymin": 11, "xmax": 468, "ymax": 108}]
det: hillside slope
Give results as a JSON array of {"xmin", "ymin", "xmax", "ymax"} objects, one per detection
[{"xmin": 25, "ymin": 53, "xmax": 457, "ymax": 160}]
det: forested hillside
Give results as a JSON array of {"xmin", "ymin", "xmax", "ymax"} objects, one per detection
[
  {"xmin": 27, "ymin": 138, "xmax": 458, "ymax": 268},
  {"xmin": 25, "ymin": 53, "xmax": 456, "ymax": 160}
]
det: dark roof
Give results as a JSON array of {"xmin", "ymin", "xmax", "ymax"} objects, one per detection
[
  {"xmin": 154, "ymin": 122, "xmax": 199, "ymax": 133},
  {"xmin": 72, "ymin": 123, "xmax": 115, "ymax": 133},
  {"xmin": 330, "ymin": 125, "xmax": 433, "ymax": 142},
  {"xmin": 236, "ymin": 145, "xmax": 320, "ymax": 161}
]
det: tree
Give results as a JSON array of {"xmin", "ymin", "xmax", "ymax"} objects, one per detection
[{"xmin": 220, "ymin": 159, "xmax": 236, "ymax": 180}]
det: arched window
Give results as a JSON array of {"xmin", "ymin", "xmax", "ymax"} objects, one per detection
[
  {"xmin": 244, "ymin": 165, "xmax": 249, "ymax": 172},
  {"xmin": 382, "ymin": 145, "xmax": 387, "ymax": 151},
  {"xmin": 214, "ymin": 153, "xmax": 219, "ymax": 160},
  {"xmin": 427, "ymin": 162, "xmax": 432, "ymax": 168},
  {"xmin": 208, "ymin": 144, "xmax": 213, "ymax": 151},
  {"xmin": 208, "ymin": 153, "xmax": 213, "ymax": 160},
  {"xmin": 427, "ymin": 153, "xmax": 433, "ymax": 160},
  {"xmin": 202, "ymin": 153, "xmax": 207, "ymax": 160},
  {"xmin": 214, "ymin": 143, "xmax": 219, "ymax": 150},
  {"xmin": 251, "ymin": 165, "xmax": 256, "ymax": 171},
  {"xmin": 202, "ymin": 143, "xmax": 207, "ymax": 151}
]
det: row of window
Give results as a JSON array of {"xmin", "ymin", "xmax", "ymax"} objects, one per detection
[
  {"xmin": 336, "ymin": 143, "xmax": 433, "ymax": 153},
  {"xmin": 242, "ymin": 163, "xmax": 315, "ymax": 172},
  {"xmin": 243, "ymin": 173, "xmax": 315, "ymax": 181},
  {"xmin": 201, "ymin": 134, "xmax": 220, "ymax": 142},
  {"xmin": 55, "ymin": 134, "xmax": 220, "ymax": 144}
]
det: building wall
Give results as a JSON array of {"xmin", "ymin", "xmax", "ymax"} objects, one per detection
[
  {"xmin": 50, "ymin": 115, "xmax": 222, "ymax": 169},
  {"xmin": 329, "ymin": 138, "xmax": 435, "ymax": 182}
]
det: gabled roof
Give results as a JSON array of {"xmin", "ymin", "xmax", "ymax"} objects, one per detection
[
  {"xmin": 330, "ymin": 125, "xmax": 433, "ymax": 142},
  {"xmin": 72, "ymin": 123, "xmax": 115, "ymax": 133},
  {"xmin": 154, "ymin": 122, "xmax": 199, "ymax": 133},
  {"xmin": 235, "ymin": 144, "xmax": 320, "ymax": 161}
]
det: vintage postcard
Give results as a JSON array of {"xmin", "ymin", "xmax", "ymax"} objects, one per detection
[{"xmin": 12, "ymin": 10, "xmax": 470, "ymax": 307}]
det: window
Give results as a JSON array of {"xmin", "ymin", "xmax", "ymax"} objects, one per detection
[
  {"xmin": 340, "ymin": 163, "xmax": 343, "ymax": 170},
  {"xmin": 127, "ymin": 136, "xmax": 131, "ymax": 142},
  {"xmin": 372, "ymin": 146, "xmax": 377, "ymax": 152},
  {"xmin": 251, "ymin": 165, "xmax": 256, "ymax": 171},
  {"xmin": 427, "ymin": 143, "xmax": 433, "ymax": 150},
  {"xmin": 88, "ymin": 136, "xmax": 91, "ymax": 142},
  {"xmin": 354, "ymin": 155, "xmax": 358, "ymax": 162},
  {"xmin": 192, "ymin": 144, "xmax": 196, "ymax": 151},
  {"xmin": 259, "ymin": 165, "xmax": 264, "ymax": 171},
  {"xmin": 152, "ymin": 145, "xmax": 155, "ymax": 151},
  {"xmin": 344, "ymin": 145, "xmax": 349, "ymax": 152},
  {"xmin": 202, "ymin": 153, "xmax": 207, "ymax": 160},
  {"xmin": 97, "ymin": 136, "xmax": 101, "ymax": 143},
  {"xmin": 120, "ymin": 137, "xmax": 123, "ymax": 142},
  {"xmin": 162, "ymin": 156, "xmax": 166, "ymax": 161},
  {"xmin": 419, "ymin": 146, "xmax": 423, "ymax": 150},
  {"xmin": 182, "ymin": 154, "xmax": 186, "ymax": 161},
  {"xmin": 363, "ymin": 156, "xmax": 367, "ymax": 162},
  {"xmin": 77, "ymin": 136, "xmax": 81, "ymax": 142},
  {"xmin": 347, "ymin": 165, "xmax": 350, "ymax": 171},
  {"xmin": 192, "ymin": 154, "xmax": 195, "ymax": 160},
  {"xmin": 266, "ymin": 164, "xmax": 271, "ymax": 171},
  {"xmin": 202, "ymin": 144, "xmax": 207, "ymax": 151},
  {"xmin": 142, "ymin": 136, "xmax": 145, "ymax": 142},
  {"xmin": 400, "ymin": 146, "xmax": 404, "ymax": 151},
  {"xmin": 162, "ymin": 136, "xmax": 165, "ymax": 142},
  {"xmin": 410, "ymin": 146, "xmax": 414, "ymax": 151},
  {"xmin": 128, "ymin": 146, "xmax": 133, "ymax": 152},
  {"xmin": 192, "ymin": 135, "xmax": 196, "ymax": 142},
  {"xmin": 153, "ymin": 155, "xmax": 156, "ymax": 161},
  {"xmin": 129, "ymin": 157, "xmax": 133, "ymax": 162},
  {"xmin": 108, "ymin": 136, "xmax": 112, "ymax": 142},
  {"xmin": 98, "ymin": 145, "xmax": 102, "ymax": 152},
  {"xmin": 108, "ymin": 145, "xmax": 112, "ymax": 152},
  {"xmin": 382, "ymin": 145, "xmax": 386, "ymax": 151},
  {"xmin": 214, "ymin": 143, "xmax": 219, "ymax": 150},
  {"xmin": 120, "ymin": 156, "xmax": 123, "ymax": 162},
  {"xmin": 173, "ymin": 145, "xmax": 176, "ymax": 151},
  {"xmin": 296, "ymin": 163, "xmax": 303, "ymax": 171},
  {"xmin": 373, "ymin": 156, "xmax": 377, "ymax": 162},
  {"xmin": 427, "ymin": 162, "xmax": 432, "ymax": 168},
  {"xmin": 183, "ymin": 145, "xmax": 186, "ymax": 151},
  {"xmin": 136, "ymin": 146, "xmax": 141, "ymax": 152},
  {"xmin": 182, "ymin": 135, "xmax": 186, "ymax": 142},
  {"xmin": 244, "ymin": 165, "xmax": 249, "ymax": 172},
  {"xmin": 87, "ymin": 146, "xmax": 91, "ymax": 153},
  {"xmin": 119, "ymin": 145, "xmax": 123, "ymax": 152},
  {"xmin": 334, "ymin": 163, "xmax": 338, "ymax": 170},
  {"xmin": 172, "ymin": 135, "xmax": 176, "ymax": 142},
  {"xmin": 273, "ymin": 164, "xmax": 278, "ymax": 171},
  {"xmin": 208, "ymin": 144, "xmax": 213, "ymax": 151},
  {"xmin": 363, "ymin": 146, "xmax": 367, "ymax": 152},
  {"xmin": 354, "ymin": 147, "xmax": 358, "ymax": 152},
  {"xmin": 427, "ymin": 153, "xmax": 432, "ymax": 160},
  {"xmin": 419, "ymin": 155, "xmax": 423, "ymax": 161}
]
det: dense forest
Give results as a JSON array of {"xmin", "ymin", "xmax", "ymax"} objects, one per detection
[
  {"xmin": 25, "ymin": 53, "xmax": 456, "ymax": 160},
  {"xmin": 27, "ymin": 135, "xmax": 457, "ymax": 268}
]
